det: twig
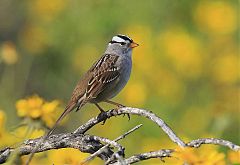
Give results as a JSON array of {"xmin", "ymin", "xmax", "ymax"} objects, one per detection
[
  {"xmin": 89, "ymin": 136, "xmax": 124, "ymax": 155},
  {"xmin": 108, "ymin": 153, "xmax": 127, "ymax": 165},
  {"xmin": 111, "ymin": 149, "xmax": 173, "ymax": 165},
  {"xmin": 81, "ymin": 124, "xmax": 143, "ymax": 165},
  {"xmin": 89, "ymin": 136, "xmax": 125, "ymax": 165},
  {"xmin": 0, "ymin": 148, "xmax": 11, "ymax": 164},
  {"xmin": 187, "ymin": 138, "xmax": 240, "ymax": 151}
]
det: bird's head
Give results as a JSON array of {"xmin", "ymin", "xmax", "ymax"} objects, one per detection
[{"xmin": 106, "ymin": 34, "xmax": 139, "ymax": 55}]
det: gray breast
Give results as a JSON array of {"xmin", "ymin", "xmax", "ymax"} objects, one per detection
[{"xmin": 112, "ymin": 55, "xmax": 132, "ymax": 97}]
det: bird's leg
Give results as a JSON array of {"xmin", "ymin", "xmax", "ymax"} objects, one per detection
[
  {"xmin": 95, "ymin": 103, "xmax": 105, "ymax": 113},
  {"xmin": 95, "ymin": 103, "xmax": 108, "ymax": 125},
  {"xmin": 122, "ymin": 113, "xmax": 131, "ymax": 121},
  {"xmin": 75, "ymin": 105, "xmax": 81, "ymax": 112},
  {"xmin": 104, "ymin": 100, "xmax": 130, "ymax": 121},
  {"xmin": 104, "ymin": 100, "xmax": 125, "ymax": 108}
]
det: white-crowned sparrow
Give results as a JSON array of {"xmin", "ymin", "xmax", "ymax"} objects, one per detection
[{"xmin": 27, "ymin": 34, "xmax": 138, "ymax": 164}]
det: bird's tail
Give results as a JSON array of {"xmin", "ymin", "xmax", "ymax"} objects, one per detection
[{"xmin": 25, "ymin": 103, "xmax": 76, "ymax": 165}]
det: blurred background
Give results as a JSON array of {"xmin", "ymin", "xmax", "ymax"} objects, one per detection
[{"xmin": 0, "ymin": 0, "xmax": 239, "ymax": 164}]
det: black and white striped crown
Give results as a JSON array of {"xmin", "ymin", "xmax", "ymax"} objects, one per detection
[{"xmin": 109, "ymin": 34, "xmax": 133, "ymax": 44}]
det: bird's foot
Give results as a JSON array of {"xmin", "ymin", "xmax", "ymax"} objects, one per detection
[
  {"xmin": 116, "ymin": 103, "xmax": 125, "ymax": 108},
  {"xmin": 97, "ymin": 111, "xmax": 108, "ymax": 125},
  {"xmin": 105, "ymin": 100, "xmax": 125, "ymax": 108},
  {"xmin": 112, "ymin": 106, "xmax": 130, "ymax": 121},
  {"xmin": 102, "ymin": 119, "xmax": 107, "ymax": 125}
]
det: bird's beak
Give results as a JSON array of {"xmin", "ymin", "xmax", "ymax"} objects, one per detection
[{"xmin": 130, "ymin": 42, "xmax": 139, "ymax": 48}]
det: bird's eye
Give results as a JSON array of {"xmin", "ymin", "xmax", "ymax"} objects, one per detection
[{"xmin": 120, "ymin": 42, "xmax": 126, "ymax": 45}]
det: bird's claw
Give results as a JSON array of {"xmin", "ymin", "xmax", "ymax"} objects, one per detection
[
  {"xmin": 75, "ymin": 105, "xmax": 81, "ymax": 112},
  {"xmin": 101, "ymin": 119, "xmax": 107, "ymax": 125},
  {"xmin": 117, "ymin": 104, "xmax": 125, "ymax": 108},
  {"xmin": 122, "ymin": 113, "xmax": 131, "ymax": 121},
  {"xmin": 97, "ymin": 111, "xmax": 108, "ymax": 125}
]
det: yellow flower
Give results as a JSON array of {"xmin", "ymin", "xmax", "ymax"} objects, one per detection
[
  {"xmin": 194, "ymin": 1, "xmax": 237, "ymax": 35},
  {"xmin": 27, "ymin": 95, "xmax": 43, "ymax": 109},
  {"xmin": 16, "ymin": 99, "xmax": 28, "ymax": 117},
  {"xmin": 228, "ymin": 150, "xmax": 240, "ymax": 164},
  {"xmin": 16, "ymin": 95, "xmax": 43, "ymax": 119},
  {"xmin": 15, "ymin": 95, "xmax": 63, "ymax": 127},
  {"xmin": 175, "ymin": 146, "xmax": 226, "ymax": 165},
  {"xmin": 42, "ymin": 100, "xmax": 59, "ymax": 113},
  {"xmin": 0, "ymin": 41, "xmax": 18, "ymax": 65},
  {"xmin": 41, "ymin": 100, "xmax": 61, "ymax": 127},
  {"xmin": 29, "ymin": 108, "xmax": 42, "ymax": 119}
]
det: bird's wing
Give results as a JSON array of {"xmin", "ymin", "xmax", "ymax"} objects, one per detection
[
  {"xmin": 86, "ymin": 54, "xmax": 120, "ymax": 99},
  {"xmin": 66, "ymin": 54, "xmax": 120, "ymax": 109}
]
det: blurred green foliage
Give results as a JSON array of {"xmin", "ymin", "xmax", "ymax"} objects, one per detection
[{"xmin": 0, "ymin": 0, "xmax": 239, "ymax": 164}]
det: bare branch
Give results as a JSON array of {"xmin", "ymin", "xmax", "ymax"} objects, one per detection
[
  {"xmin": 112, "ymin": 153, "xmax": 127, "ymax": 165},
  {"xmin": 89, "ymin": 136, "xmax": 124, "ymax": 152},
  {"xmin": 111, "ymin": 149, "xmax": 173, "ymax": 165},
  {"xmin": 0, "ymin": 133, "xmax": 114, "ymax": 163},
  {"xmin": 75, "ymin": 107, "xmax": 186, "ymax": 147},
  {"xmin": 187, "ymin": 138, "xmax": 240, "ymax": 151},
  {"xmin": 0, "ymin": 148, "xmax": 11, "ymax": 164},
  {"xmin": 111, "ymin": 138, "xmax": 240, "ymax": 164}
]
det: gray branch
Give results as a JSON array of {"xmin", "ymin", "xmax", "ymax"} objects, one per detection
[
  {"xmin": 75, "ymin": 107, "xmax": 186, "ymax": 147},
  {"xmin": 111, "ymin": 138, "xmax": 240, "ymax": 164},
  {"xmin": 0, "ymin": 133, "xmax": 114, "ymax": 164},
  {"xmin": 111, "ymin": 149, "xmax": 174, "ymax": 165},
  {"xmin": 0, "ymin": 107, "xmax": 239, "ymax": 164},
  {"xmin": 187, "ymin": 138, "xmax": 240, "ymax": 151}
]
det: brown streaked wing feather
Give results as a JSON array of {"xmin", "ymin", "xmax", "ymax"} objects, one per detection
[
  {"xmin": 86, "ymin": 54, "xmax": 120, "ymax": 99},
  {"xmin": 65, "ymin": 70, "xmax": 93, "ymax": 109},
  {"xmin": 66, "ymin": 54, "xmax": 119, "ymax": 108}
]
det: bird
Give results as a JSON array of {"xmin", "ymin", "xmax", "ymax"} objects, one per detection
[{"xmin": 26, "ymin": 34, "xmax": 139, "ymax": 164}]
